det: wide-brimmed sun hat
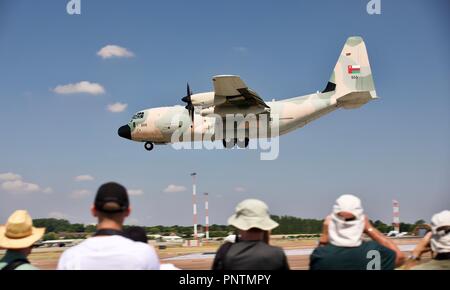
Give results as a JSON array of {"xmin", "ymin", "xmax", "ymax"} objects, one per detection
[
  {"xmin": 227, "ymin": 199, "xmax": 279, "ymax": 231},
  {"xmin": 0, "ymin": 210, "xmax": 45, "ymax": 249}
]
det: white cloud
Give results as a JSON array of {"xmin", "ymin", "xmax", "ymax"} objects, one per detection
[
  {"xmin": 1, "ymin": 180, "xmax": 41, "ymax": 193},
  {"xmin": 74, "ymin": 175, "xmax": 95, "ymax": 182},
  {"xmin": 0, "ymin": 172, "xmax": 53, "ymax": 194},
  {"xmin": 107, "ymin": 102, "xmax": 128, "ymax": 113},
  {"xmin": 0, "ymin": 172, "xmax": 22, "ymax": 181},
  {"xmin": 163, "ymin": 184, "xmax": 186, "ymax": 193},
  {"xmin": 70, "ymin": 189, "xmax": 92, "ymax": 199},
  {"xmin": 234, "ymin": 186, "xmax": 246, "ymax": 192},
  {"xmin": 128, "ymin": 189, "xmax": 144, "ymax": 196},
  {"xmin": 97, "ymin": 45, "xmax": 135, "ymax": 59},
  {"xmin": 52, "ymin": 81, "xmax": 105, "ymax": 95}
]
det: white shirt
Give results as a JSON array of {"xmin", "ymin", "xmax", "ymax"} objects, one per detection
[{"xmin": 57, "ymin": 235, "xmax": 160, "ymax": 270}]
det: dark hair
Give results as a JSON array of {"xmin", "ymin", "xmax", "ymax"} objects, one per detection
[
  {"xmin": 247, "ymin": 228, "xmax": 265, "ymax": 233},
  {"xmin": 124, "ymin": 226, "xmax": 148, "ymax": 244}
]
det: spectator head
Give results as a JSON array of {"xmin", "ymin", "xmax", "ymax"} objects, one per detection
[
  {"xmin": 124, "ymin": 226, "xmax": 148, "ymax": 244},
  {"xmin": 328, "ymin": 194, "xmax": 365, "ymax": 247},
  {"xmin": 430, "ymin": 210, "xmax": 450, "ymax": 254},
  {"xmin": 91, "ymin": 182, "xmax": 130, "ymax": 225},
  {"xmin": 228, "ymin": 199, "xmax": 278, "ymax": 241},
  {"xmin": 0, "ymin": 210, "xmax": 45, "ymax": 254}
]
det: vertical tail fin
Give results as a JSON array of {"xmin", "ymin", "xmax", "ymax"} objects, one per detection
[{"xmin": 324, "ymin": 36, "xmax": 378, "ymax": 108}]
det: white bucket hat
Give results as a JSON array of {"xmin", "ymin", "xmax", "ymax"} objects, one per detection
[
  {"xmin": 228, "ymin": 199, "xmax": 279, "ymax": 231},
  {"xmin": 0, "ymin": 210, "xmax": 45, "ymax": 249}
]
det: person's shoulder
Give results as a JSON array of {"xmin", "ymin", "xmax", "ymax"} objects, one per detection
[
  {"xmin": 58, "ymin": 237, "xmax": 92, "ymax": 261},
  {"xmin": 57, "ymin": 242, "xmax": 79, "ymax": 266},
  {"xmin": 128, "ymin": 241, "xmax": 159, "ymax": 269},
  {"xmin": 311, "ymin": 243, "xmax": 334, "ymax": 255},
  {"xmin": 363, "ymin": 240, "xmax": 395, "ymax": 254},
  {"xmin": 218, "ymin": 241, "xmax": 234, "ymax": 251},
  {"xmin": 261, "ymin": 243, "xmax": 286, "ymax": 257},
  {"xmin": 59, "ymin": 242, "xmax": 82, "ymax": 257},
  {"xmin": 62, "ymin": 237, "xmax": 92, "ymax": 253},
  {"xmin": 126, "ymin": 239, "xmax": 158, "ymax": 256},
  {"xmin": 362, "ymin": 240, "xmax": 382, "ymax": 248},
  {"xmin": 132, "ymin": 240, "xmax": 154, "ymax": 251}
]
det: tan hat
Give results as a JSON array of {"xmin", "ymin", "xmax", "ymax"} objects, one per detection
[
  {"xmin": 0, "ymin": 210, "xmax": 45, "ymax": 249},
  {"xmin": 228, "ymin": 199, "xmax": 279, "ymax": 231}
]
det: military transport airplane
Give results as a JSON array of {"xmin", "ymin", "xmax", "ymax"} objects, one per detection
[{"xmin": 118, "ymin": 36, "xmax": 377, "ymax": 151}]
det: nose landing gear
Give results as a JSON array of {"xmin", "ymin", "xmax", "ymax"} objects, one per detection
[{"xmin": 144, "ymin": 142, "xmax": 154, "ymax": 151}]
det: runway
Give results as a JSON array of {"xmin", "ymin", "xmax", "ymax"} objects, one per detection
[{"xmin": 163, "ymin": 244, "xmax": 417, "ymax": 261}]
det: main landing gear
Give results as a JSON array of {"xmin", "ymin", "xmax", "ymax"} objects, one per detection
[
  {"xmin": 144, "ymin": 142, "xmax": 154, "ymax": 151},
  {"xmin": 222, "ymin": 138, "xmax": 249, "ymax": 149}
]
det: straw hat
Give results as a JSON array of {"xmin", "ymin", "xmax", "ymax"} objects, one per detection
[
  {"xmin": 0, "ymin": 210, "xmax": 45, "ymax": 249},
  {"xmin": 228, "ymin": 199, "xmax": 279, "ymax": 231}
]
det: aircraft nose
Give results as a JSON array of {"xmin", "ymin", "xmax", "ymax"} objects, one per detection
[{"xmin": 118, "ymin": 125, "xmax": 131, "ymax": 140}]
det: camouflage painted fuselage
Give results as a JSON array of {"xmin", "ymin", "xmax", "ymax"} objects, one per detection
[{"xmin": 120, "ymin": 36, "xmax": 377, "ymax": 145}]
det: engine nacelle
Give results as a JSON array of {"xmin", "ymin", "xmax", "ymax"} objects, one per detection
[{"xmin": 191, "ymin": 92, "xmax": 226, "ymax": 108}]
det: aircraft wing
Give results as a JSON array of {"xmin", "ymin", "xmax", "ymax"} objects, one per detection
[{"xmin": 212, "ymin": 75, "xmax": 270, "ymax": 109}]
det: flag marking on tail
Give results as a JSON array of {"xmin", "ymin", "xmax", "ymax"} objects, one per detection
[{"xmin": 347, "ymin": 65, "xmax": 361, "ymax": 74}]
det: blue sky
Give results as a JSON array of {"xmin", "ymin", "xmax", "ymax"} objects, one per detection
[{"xmin": 0, "ymin": 0, "xmax": 449, "ymax": 226}]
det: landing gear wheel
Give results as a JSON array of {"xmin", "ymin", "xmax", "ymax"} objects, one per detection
[
  {"xmin": 237, "ymin": 138, "xmax": 250, "ymax": 148},
  {"xmin": 144, "ymin": 142, "xmax": 154, "ymax": 151},
  {"xmin": 222, "ymin": 138, "xmax": 236, "ymax": 149}
]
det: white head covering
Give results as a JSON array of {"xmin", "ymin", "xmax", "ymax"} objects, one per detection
[
  {"xmin": 328, "ymin": 194, "xmax": 365, "ymax": 247},
  {"xmin": 430, "ymin": 210, "xmax": 450, "ymax": 254}
]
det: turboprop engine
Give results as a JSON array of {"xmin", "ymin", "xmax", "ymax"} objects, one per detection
[{"xmin": 190, "ymin": 92, "xmax": 226, "ymax": 108}]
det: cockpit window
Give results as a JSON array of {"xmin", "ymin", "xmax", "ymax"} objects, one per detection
[{"xmin": 132, "ymin": 112, "xmax": 144, "ymax": 120}]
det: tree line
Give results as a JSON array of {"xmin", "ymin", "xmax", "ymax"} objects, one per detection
[{"xmin": 33, "ymin": 216, "xmax": 426, "ymax": 240}]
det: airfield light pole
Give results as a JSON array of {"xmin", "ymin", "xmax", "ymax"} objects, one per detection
[
  {"xmin": 191, "ymin": 173, "xmax": 198, "ymax": 242},
  {"xmin": 393, "ymin": 200, "xmax": 400, "ymax": 233},
  {"xmin": 204, "ymin": 192, "xmax": 209, "ymax": 240}
]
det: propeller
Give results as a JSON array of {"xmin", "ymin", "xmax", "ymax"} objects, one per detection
[{"xmin": 182, "ymin": 83, "xmax": 194, "ymax": 123}]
